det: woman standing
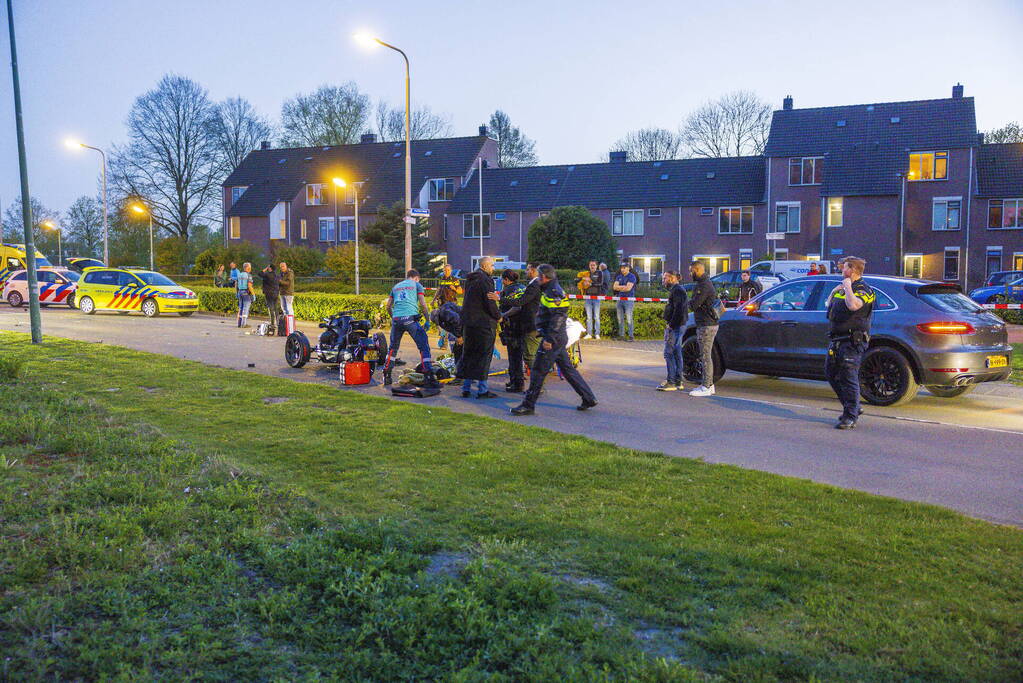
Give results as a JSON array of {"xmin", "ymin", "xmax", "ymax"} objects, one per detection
[
  {"xmin": 236, "ymin": 262, "xmax": 254, "ymax": 328},
  {"xmin": 213, "ymin": 264, "xmax": 227, "ymax": 288}
]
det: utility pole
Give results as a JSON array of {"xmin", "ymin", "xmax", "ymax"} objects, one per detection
[{"xmin": 7, "ymin": 0, "xmax": 42, "ymax": 342}]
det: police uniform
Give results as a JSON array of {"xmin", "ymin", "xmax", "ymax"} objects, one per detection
[
  {"xmin": 514, "ymin": 279, "xmax": 596, "ymax": 413},
  {"xmin": 825, "ymin": 278, "xmax": 875, "ymax": 426},
  {"xmin": 498, "ymin": 281, "xmax": 528, "ymax": 390}
]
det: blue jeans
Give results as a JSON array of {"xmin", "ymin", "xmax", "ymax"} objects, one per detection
[
  {"xmin": 462, "ymin": 378, "xmax": 489, "ymax": 395},
  {"xmin": 615, "ymin": 300, "xmax": 635, "ymax": 338},
  {"xmin": 384, "ymin": 316, "xmax": 432, "ymax": 372},
  {"xmin": 584, "ymin": 299, "xmax": 601, "ymax": 336},
  {"xmin": 237, "ymin": 293, "xmax": 252, "ymax": 325},
  {"xmin": 663, "ymin": 326, "xmax": 684, "ymax": 383}
]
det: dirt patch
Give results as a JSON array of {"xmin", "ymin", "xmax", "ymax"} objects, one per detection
[
  {"xmin": 425, "ymin": 551, "xmax": 469, "ymax": 578},
  {"xmin": 559, "ymin": 574, "xmax": 611, "ymax": 593},
  {"xmin": 632, "ymin": 624, "xmax": 689, "ymax": 662},
  {"xmin": 141, "ymin": 387, "xmax": 160, "ymax": 393},
  {"xmin": 262, "ymin": 397, "xmax": 291, "ymax": 405}
]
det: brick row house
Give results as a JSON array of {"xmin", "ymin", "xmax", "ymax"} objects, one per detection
[{"xmin": 223, "ymin": 86, "xmax": 1022, "ymax": 289}]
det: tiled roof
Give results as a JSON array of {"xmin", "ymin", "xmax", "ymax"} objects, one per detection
[
  {"xmin": 224, "ymin": 136, "xmax": 490, "ymax": 216},
  {"xmin": 819, "ymin": 145, "xmax": 908, "ymax": 197},
  {"xmin": 446, "ymin": 156, "xmax": 765, "ymax": 213},
  {"xmin": 976, "ymin": 143, "xmax": 1023, "ymax": 197}
]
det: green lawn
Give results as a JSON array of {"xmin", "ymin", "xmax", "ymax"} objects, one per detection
[
  {"xmin": 1, "ymin": 332, "xmax": 1021, "ymax": 681},
  {"xmin": 1011, "ymin": 351, "xmax": 1023, "ymax": 384}
]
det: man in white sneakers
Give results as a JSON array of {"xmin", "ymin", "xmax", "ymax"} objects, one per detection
[{"xmin": 687, "ymin": 261, "xmax": 721, "ymax": 397}]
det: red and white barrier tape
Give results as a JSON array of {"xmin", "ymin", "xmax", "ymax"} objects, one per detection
[
  {"xmin": 983, "ymin": 303, "xmax": 1022, "ymax": 310},
  {"xmin": 567, "ymin": 294, "xmax": 669, "ymax": 303}
]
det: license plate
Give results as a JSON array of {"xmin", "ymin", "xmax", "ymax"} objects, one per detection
[
  {"xmin": 986, "ymin": 355, "xmax": 1008, "ymax": 368},
  {"xmin": 365, "ymin": 350, "xmax": 377, "ymax": 361}
]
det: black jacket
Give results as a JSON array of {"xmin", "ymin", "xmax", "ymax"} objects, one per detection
[
  {"xmin": 498, "ymin": 282, "xmax": 531, "ymax": 336},
  {"xmin": 502, "ymin": 276, "xmax": 541, "ymax": 333},
  {"xmin": 257, "ymin": 269, "xmax": 280, "ymax": 298},
  {"xmin": 535, "ymin": 279, "xmax": 570, "ymax": 346},
  {"xmin": 432, "ymin": 302, "xmax": 463, "ymax": 338},
  {"xmin": 737, "ymin": 278, "xmax": 762, "ymax": 302},
  {"xmin": 461, "ymin": 269, "xmax": 501, "ymax": 329},
  {"xmin": 581, "ymin": 269, "xmax": 604, "ymax": 296},
  {"xmin": 663, "ymin": 283, "xmax": 689, "ymax": 329},
  {"xmin": 689, "ymin": 273, "xmax": 719, "ymax": 327}
]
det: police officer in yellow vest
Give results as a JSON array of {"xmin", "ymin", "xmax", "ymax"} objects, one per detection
[
  {"xmin": 825, "ymin": 256, "xmax": 875, "ymax": 429},
  {"xmin": 511, "ymin": 265, "xmax": 597, "ymax": 416}
]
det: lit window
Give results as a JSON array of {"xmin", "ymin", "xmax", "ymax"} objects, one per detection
[
  {"xmin": 989, "ymin": 199, "xmax": 1023, "ymax": 229},
  {"xmin": 462, "ymin": 214, "xmax": 491, "ymax": 238},
  {"xmin": 718, "ymin": 206, "xmax": 753, "ymax": 234},
  {"xmin": 788, "ymin": 157, "xmax": 823, "ymax": 185},
  {"xmin": 229, "ymin": 217, "xmax": 240, "ymax": 239},
  {"xmin": 739, "ymin": 249, "xmax": 753, "ymax": 271},
  {"xmin": 300, "ymin": 219, "xmax": 307, "ymax": 240},
  {"xmin": 932, "ymin": 198, "xmax": 961, "ymax": 231},
  {"xmin": 429, "ymin": 178, "xmax": 454, "ymax": 202},
  {"xmin": 775, "ymin": 202, "xmax": 801, "ymax": 233},
  {"xmin": 827, "ymin": 197, "xmax": 843, "ymax": 227},
  {"xmin": 612, "ymin": 209, "xmax": 644, "ymax": 236},
  {"xmin": 908, "ymin": 151, "xmax": 948, "ymax": 181},
  {"xmin": 944, "ymin": 248, "xmax": 960, "ymax": 280},
  {"xmin": 306, "ymin": 184, "xmax": 326, "ymax": 205}
]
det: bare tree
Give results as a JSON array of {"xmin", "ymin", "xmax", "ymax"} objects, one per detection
[
  {"xmin": 280, "ymin": 83, "xmax": 371, "ymax": 146},
  {"xmin": 109, "ymin": 75, "xmax": 223, "ymax": 241},
  {"xmin": 213, "ymin": 96, "xmax": 274, "ymax": 170},
  {"xmin": 488, "ymin": 110, "xmax": 538, "ymax": 167},
  {"xmin": 2, "ymin": 196, "xmax": 60, "ymax": 249},
  {"xmin": 64, "ymin": 195, "xmax": 104, "ymax": 256},
  {"xmin": 680, "ymin": 90, "xmax": 771, "ymax": 158},
  {"xmin": 374, "ymin": 101, "xmax": 453, "ymax": 141},
  {"xmin": 984, "ymin": 122, "xmax": 1023, "ymax": 144},
  {"xmin": 609, "ymin": 127, "xmax": 685, "ymax": 161}
]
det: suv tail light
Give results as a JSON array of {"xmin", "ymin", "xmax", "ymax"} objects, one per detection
[{"xmin": 916, "ymin": 322, "xmax": 975, "ymax": 334}]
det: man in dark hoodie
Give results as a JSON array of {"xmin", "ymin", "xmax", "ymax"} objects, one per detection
[
  {"xmin": 511, "ymin": 265, "xmax": 597, "ymax": 416},
  {"xmin": 657, "ymin": 270, "xmax": 688, "ymax": 391},
  {"xmin": 498, "ymin": 269, "xmax": 528, "ymax": 392},
  {"xmin": 500, "ymin": 263, "xmax": 542, "ymax": 390},
  {"xmin": 257, "ymin": 264, "xmax": 281, "ymax": 333},
  {"xmin": 457, "ymin": 257, "xmax": 501, "ymax": 398},
  {"xmin": 687, "ymin": 261, "xmax": 721, "ymax": 397}
]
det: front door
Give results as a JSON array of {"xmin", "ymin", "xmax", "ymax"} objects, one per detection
[
  {"xmin": 629, "ymin": 256, "xmax": 664, "ymax": 281},
  {"xmin": 1014, "ymin": 254, "xmax": 1023, "ymax": 271},
  {"xmin": 904, "ymin": 255, "xmax": 922, "ymax": 279},
  {"xmin": 694, "ymin": 256, "xmax": 730, "ymax": 276}
]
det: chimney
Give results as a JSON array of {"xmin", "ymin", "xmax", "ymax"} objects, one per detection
[
  {"xmin": 260, "ymin": 140, "xmax": 271, "ymax": 150},
  {"xmin": 478, "ymin": 124, "xmax": 489, "ymax": 137},
  {"xmin": 609, "ymin": 150, "xmax": 627, "ymax": 163},
  {"xmin": 783, "ymin": 95, "xmax": 793, "ymax": 110},
  {"xmin": 360, "ymin": 133, "xmax": 377, "ymax": 143},
  {"xmin": 952, "ymin": 83, "xmax": 964, "ymax": 99}
]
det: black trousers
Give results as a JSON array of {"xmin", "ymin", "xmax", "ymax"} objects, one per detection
[
  {"xmin": 523, "ymin": 343, "xmax": 595, "ymax": 409},
  {"xmin": 825, "ymin": 339, "xmax": 866, "ymax": 421},
  {"xmin": 265, "ymin": 295, "xmax": 281, "ymax": 331},
  {"xmin": 504, "ymin": 335, "xmax": 526, "ymax": 387}
]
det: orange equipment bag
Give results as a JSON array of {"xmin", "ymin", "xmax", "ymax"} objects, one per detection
[{"xmin": 339, "ymin": 361, "xmax": 371, "ymax": 385}]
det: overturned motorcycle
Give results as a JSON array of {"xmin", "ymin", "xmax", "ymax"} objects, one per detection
[{"xmin": 284, "ymin": 309, "xmax": 388, "ymax": 373}]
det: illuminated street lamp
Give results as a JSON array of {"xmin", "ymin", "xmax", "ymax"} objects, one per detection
[
  {"xmin": 65, "ymin": 138, "xmax": 109, "ymax": 265},
  {"xmin": 354, "ymin": 32, "xmax": 412, "ymax": 272},
  {"xmin": 333, "ymin": 178, "xmax": 361, "ymax": 295},
  {"xmin": 41, "ymin": 220, "xmax": 61, "ymax": 266},
  {"xmin": 130, "ymin": 202, "xmax": 154, "ymax": 271}
]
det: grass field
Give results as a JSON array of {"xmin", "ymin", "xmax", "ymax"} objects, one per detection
[{"xmin": 1, "ymin": 332, "xmax": 1021, "ymax": 681}]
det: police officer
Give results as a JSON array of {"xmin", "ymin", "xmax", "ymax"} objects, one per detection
[
  {"xmin": 498, "ymin": 269, "xmax": 528, "ymax": 392},
  {"xmin": 825, "ymin": 256, "xmax": 875, "ymax": 429},
  {"xmin": 511, "ymin": 265, "xmax": 597, "ymax": 416}
]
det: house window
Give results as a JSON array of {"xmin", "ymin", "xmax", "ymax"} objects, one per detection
[
  {"xmin": 648, "ymin": 208, "xmax": 662, "ymax": 217},
  {"xmin": 989, "ymin": 199, "xmax": 1023, "ymax": 229},
  {"xmin": 788, "ymin": 157, "xmax": 824, "ymax": 185},
  {"xmin": 827, "ymin": 197, "xmax": 843, "ymax": 227},
  {"xmin": 904, "ymin": 254, "xmax": 923, "ymax": 278},
  {"xmin": 229, "ymin": 216, "xmax": 240, "ymax": 239},
  {"xmin": 318, "ymin": 217, "xmax": 335, "ymax": 242},
  {"xmin": 306, "ymin": 183, "xmax": 326, "ymax": 205},
  {"xmin": 231, "ymin": 186, "xmax": 247, "ymax": 204},
  {"xmin": 908, "ymin": 151, "xmax": 948, "ymax": 181},
  {"xmin": 932, "ymin": 198, "xmax": 961, "ymax": 231},
  {"xmin": 774, "ymin": 248, "xmax": 789, "ymax": 260},
  {"xmin": 443, "ymin": 215, "xmax": 448, "ymax": 240},
  {"xmin": 718, "ymin": 206, "xmax": 753, "ymax": 234},
  {"xmin": 612, "ymin": 209, "xmax": 644, "ymax": 236},
  {"xmin": 338, "ymin": 219, "xmax": 355, "ymax": 241},
  {"xmin": 494, "ymin": 212, "xmax": 506, "ymax": 220},
  {"xmin": 429, "ymin": 178, "xmax": 455, "ymax": 202},
  {"xmin": 944, "ymin": 247, "xmax": 960, "ymax": 281},
  {"xmin": 775, "ymin": 202, "xmax": 801, "ymax": 233},
  {"xmin": 300, "ymin": 219, "xmax": 307, "ymax": 240},
  {"xmin": 700, "ymin": 207, "xmax": 714, "ymax": 216},
  {"xmin": 739, "ymin": 249, "xmax": 753, "ymax": 271},
  {"xmin": 538, "ymin": 211, "xmax": 550, "ymax": 218},
  {"xmin": 986, "ymin": 248, "xmax": 1002, "ymax": 277},
  {"xmin": 463, "ymin": 214, "xmax": 491, "ymax": 238}
]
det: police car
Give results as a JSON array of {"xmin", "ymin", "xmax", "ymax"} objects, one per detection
[
  {"xmin": 75, "ymin": 267, "xmax": 198, "ymax": 317},
  {"xmin": 2, "ymin": 268, "xmax": 79, "ymax": 308}
]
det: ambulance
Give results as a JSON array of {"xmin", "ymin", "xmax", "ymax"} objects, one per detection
[{"xmin": 0, "ymin": 243, "xmax": 53, "ymax": 290}]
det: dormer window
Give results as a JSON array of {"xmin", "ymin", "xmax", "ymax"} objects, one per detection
[
  {"xmin": 230, "ymin": 186, "xmax": 247, "ymax": 204},
  {"xmin": 429, "ymin": 178, "xmax": 454, "ymax": 201},
  {"xmin": 908, "ymin": 151, "xmax": 948, "ymax": 181},
  {"xmin": 788, "ymin": 157, "xmax": 824, "ymax": 185},
  {"xmin": 306, "ymin": 183, "xmax": 326, "ymax": 206}
]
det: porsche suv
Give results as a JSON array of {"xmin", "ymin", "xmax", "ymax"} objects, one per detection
[{"xmin": 681, "ymin": 275, "xmax": 1013, "ymax": 406}]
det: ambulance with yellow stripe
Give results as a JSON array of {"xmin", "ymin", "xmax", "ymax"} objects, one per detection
[
  {"xmin": 75, "ymin": 267, "xmax": 198, "ymax": 317},
  {"xmin": 0, "ymin": 243, "xmax": 53, "ymax": 290}
]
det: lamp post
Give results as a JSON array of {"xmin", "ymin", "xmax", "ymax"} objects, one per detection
[
  {"xmin": 41, "ymin": 220, "xmax": 61, "ymax": 266},
  {"xmin": 333, "ymin": 178, "xmax": 361, "ymax": 295},
  {"xmin": 65, "ymin": 139, "xmax": 109, "ymax": 264},
  {"xmin": 131, "ymin": 203, "xmax": 154, "ymax": 271},
  {"xmin": 354, "ymin": 33, "xmax": 412, "ymax": 273}
]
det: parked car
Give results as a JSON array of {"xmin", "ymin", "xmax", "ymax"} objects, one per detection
[
  {"xmin": 681, "ymin": 270, "xmax": 784, "ymax": 305},
  {"xmin": 969, "ymin": 276, "xmax": 1023, "ymax": 305},
  {"xmin": 749, "ymin": 259, "xmax": 835, "ymax": 279},
  {"xmin": 76, "ymin": 267, "xmax": 198, "ymax": 317},
  {"xmin": 681, "ymin": 275, "xmax": 1012, "ymax": 406},
  {"xmin": 982, "ymin": 270, "xmax": 1023, "ymax": 288},
  {"xmin": 2, "ymin": 267, "xmax": 79, "ymax": 308},
  {"xmin": 65, "ymin": 257, "xmax": 105, "ymax": 273}
]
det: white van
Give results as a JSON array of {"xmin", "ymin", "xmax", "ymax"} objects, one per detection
[{"xmin": 749, "ymin": 260, "xmax": 834, "ymax": 279}]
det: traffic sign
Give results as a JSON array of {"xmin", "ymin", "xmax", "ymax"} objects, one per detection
[
  {"xmin": 765, "ymin": 232, "xmax": 785, "ymax": 240},
  {"xmin": 410, "ymin": 208, "xmax": 430, "ymax": 217},
  {"xmin": 403, "ymin": 217, "xmax": 418, "ymax": 224}
]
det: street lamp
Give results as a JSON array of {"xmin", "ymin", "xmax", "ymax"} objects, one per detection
[
  {"xmin": 65, "ymin": 138, "xmax": 109, "ymax": 265},
  {"xmin": 130, "ymin": 202, "xmax": 154, "ymax": 271},
  {"xmin": 354, "ymin": 32, "xmax": 412, "ymax": 273},
  {"xmin": 41, "ymin": 220, "xmax": 60, "ymax": 266},
  {"xmin": 333, "ymin": 178, "xmax": 361, "ymax": 295}
]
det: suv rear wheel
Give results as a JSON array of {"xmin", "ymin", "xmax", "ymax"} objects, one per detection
[
  {"xmin": 681, "ymin": 335, "xmax": 725, "ymax": 385},
  {"xmin": 7, "ymin": 291, "xmax": 23, "ymax": 307},
  {"xmin": 859, "ymin": 346, "xmax": 918, "ymax": 406},
  {"xmin": 78, "ymin": 296, "xmax": 96, "ymax": 315}
]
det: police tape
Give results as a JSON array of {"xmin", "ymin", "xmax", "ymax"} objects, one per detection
[
  {"xmin": 982, "ymin": 303, "xmax": 1022, "ymax": 310},
  {"xmin": 567, "ymin": 294, "xmax": 670, "ymax": 303}
]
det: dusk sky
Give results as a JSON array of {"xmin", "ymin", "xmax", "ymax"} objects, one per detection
[{"xmin": 1, "ymin": 0, "xmax": 1021, "ymax": 219}]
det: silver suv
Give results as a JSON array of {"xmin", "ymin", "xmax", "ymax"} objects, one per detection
[{"xmin": 682, "ymin": 275, "xmax": 1013, "ymax": 405}]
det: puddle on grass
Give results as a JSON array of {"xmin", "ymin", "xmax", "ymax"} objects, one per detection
[
  {"xmin": 425, "ymin": 551, "xmax": 470, "ymax": 578},
  {"xmin": 262, "ymin": 397, "xmax": 291, "ymax": 405}
]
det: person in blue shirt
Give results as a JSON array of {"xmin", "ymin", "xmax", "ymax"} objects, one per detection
[
  {"xmin": 612, "ymin": 262, "xmax": 639, "ymax": 341},
  {"xmin": 381, "ymin": 269, "xmax": 437, "ymax": 388},
  {"xmin": 235, "ymin": 262, "xmax": 254, "ymax": 328}
]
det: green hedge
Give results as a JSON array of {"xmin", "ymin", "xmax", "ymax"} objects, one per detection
[{"xmin": 194, "ymin": 287, "xmax": 668, "ymax": 338}]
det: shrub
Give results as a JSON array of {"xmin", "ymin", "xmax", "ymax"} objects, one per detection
[
  {"xmin": 190, "ymin": 242, "xmax": 265, "ymax": 275},
  {"xmin": 155, "ymin": 237, "xmax": 188, "ymax": 273},
  {"xmin": 272, "ymin": 245, "xmax": 326, "ymax": 277},
  {"xmin": 527, "ymin": 206, "xmax": 618, "ymax": 270},
  {"xmin": 325, "ymin": 242, "xmax": 397, "ymax": 284}
]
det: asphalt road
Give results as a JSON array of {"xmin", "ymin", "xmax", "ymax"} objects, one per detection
[{"xmin": 3, "ymin": 305, "xmax": 1022, "ymax": 527}]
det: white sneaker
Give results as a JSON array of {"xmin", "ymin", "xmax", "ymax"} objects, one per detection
[
  {"xmin": 689, "ymin": 385, "xmax": 715, "ymax": 397},
  {"xmin": 583, "ymin": 334, "xmax": 592, "ymax": 340},
  {"xmin": 594, "ymin": 335, "xmax": 600, "ymax": 340}
]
